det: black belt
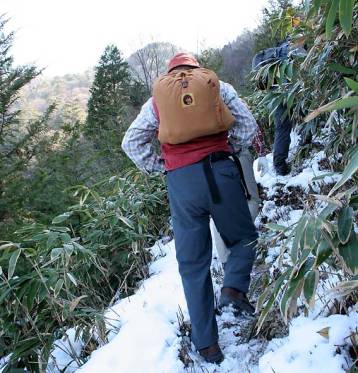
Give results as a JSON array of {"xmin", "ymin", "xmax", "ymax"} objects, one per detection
[{"xmin": 201, "ymin": 151, "xmax": 251, "ymax": 204}]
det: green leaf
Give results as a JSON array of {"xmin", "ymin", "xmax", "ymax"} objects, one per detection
[
  {"xmin": 52, "ymin": 211, "xmax": 73, "ymax": 224},
  {"xmin": 69, "ymin": 295, "xmax": 87, "ymax": 312},
  {"xmin": 327, "ymin": 63, "xmax": 356, "ymax": 75},
  {"xmin": 60, "ymin": 233, "xmax": 72, "ymax": 244},
  {"xmin": 117, "ymin": 215, "xmax": 135, "ymax": 229},
  {"xmin": 51, "ymin": 226, "xmax": 70, "ymax": 233},
  {"xmin": 303, "ymin": 270, "xmax": 319, "ymax": 307},
  {"xmin": 54, "ymin": 279, "xmax": 64, "ymax": 297},
  {"xmin": 330, "ymin": 145, "xmax": 358, "ymax": 195},
  {"xmin": 313, "ymin": 0, "xmax": 322, "ymax": 14},
  {"xmin": 319, "ymin": 203, "xmax": 338, "ymax": 219},
  {"xmin": 67, "ymin": 272, "xmax": 78, "ymax": 286},
  {"xmin": 279, "ymin": 61, "xmax": 288, "ymax": 85},
  {"xmin": 338, "ymin": 207, "xmax": 353, "ymax": 244},
  {"xmin": 304, "ymin": 217, "xmax": 317, "ymax": 249},
  {"xmin": 0, "ymin": 287, "xmax": 12, "ymax": 304},
  {"xmin": 32, "ymin": 232, "xmax": 49, "ymax": 241},
  {"xmin": 329, "ymin": 96, "xmax": 358, "ymax": 110},
  {"xmin": 350, "ymin": 194, "xmax": 358, "ymax": 209},
  {"xmin": 47, "ymin": 231, "xmax": 59, "ymax": 249},
  {"xmin": 280, "ymin": 258, "xmax": 314, "ymax": 320},
  {"xmin": 12, "ymin": 337, "xmax": 39, "ymax": 359},
  {"xmin": 305, "ymin": 96, "xmax": 358, "ymax": 122},
  {"xmin": 344, "ymin": 78, "xmax": 358, "ymax": 93},
  {"xmin": 326, "ymin": 0, "xmax": 339, "ymax": 39},
  {"xmin": 8, "ymin": 248, "xmax": 21, "ymax": 280},
  {"xmin": 286, "ymin": 85, "xmax": 297, "ymax": 111},
  {"xmin": 265, "ymin": 223, "xmax": 288, "ymax": 232},
  {"xmin": 0, "ymin": 242, "xmax": 19, "ymax": 251},
  {"xmin": 291, "ymin": 216, "xmax": 308, "ymax": 263},
  {"xmin": 339, "ymin": 0, "xmax": 354, "ymax": 36},
  {"xmin": 256, "ymin": 270, "xmax": 291, "ymax": 331},
  {"xmin": 286, "ymin": 62, "xmax": 294, "ymax": 80},
  {"xmin": 338, "ymin": 232, "xmax": 358, "ymax": 275},
  {"xmin": 26, "ymin": 281, "xmax": 41, "ymax": 310},
  {"xmin": 51, "ymin": 247, "xmax": 63, "ymax": 261},
  {"xmin": 280, "ymin": 277, "xmax": 304, "ymax": 321},
  {"xmin": 312, "ymin": 172, "xmax": 337, "ymax": 181},
  {"xmin": 314, "ymin": 239, "xmax": 333, "ymax": 267}
]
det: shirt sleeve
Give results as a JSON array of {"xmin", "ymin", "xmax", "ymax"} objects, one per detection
[
  {"xmin": 121, "ymin": 97, "xmax": 165, "ymax": 174},
  {"xmin": 220, "ymin": 81, "xmax": 258, "ymax": 152}
]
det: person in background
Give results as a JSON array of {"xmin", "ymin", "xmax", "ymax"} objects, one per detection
[{"xmin": 252, "ymin": 33, "xmax": 306, "ymax": 176}]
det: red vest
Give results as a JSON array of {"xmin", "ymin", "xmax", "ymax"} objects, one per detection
[
  {"xmin": 161, "ymin": 133, "xmax": 230, "ymax": 170},
  {"xmin": 153, "ymin": 99, "xmax": 230, "ymax": 171}
]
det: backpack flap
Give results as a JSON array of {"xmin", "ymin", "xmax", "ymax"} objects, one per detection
[{"xmin": 153, "ymin": 68, "xmax": 235, "ymax": 144}]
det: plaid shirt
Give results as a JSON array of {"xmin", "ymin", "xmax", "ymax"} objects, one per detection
[{"xmin": 122, "ymin": 81, "xmax": 258, "ymax": 174}]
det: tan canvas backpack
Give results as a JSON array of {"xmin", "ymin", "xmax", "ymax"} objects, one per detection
[{"xmin": 153, "ymin": 68, "xmax": 235, "ymax": 144}]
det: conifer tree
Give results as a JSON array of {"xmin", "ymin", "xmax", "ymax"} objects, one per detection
[
  {"xmin": 0, "ymin": 16, "xmax": 41, "ymax": 148},
  {"xmin": 86, "ymin": 44, "xmax": 131, "ymax": 171},
  {"xmin": 0, "ymin": 15, "xmax": 55, "ymax": 236}
]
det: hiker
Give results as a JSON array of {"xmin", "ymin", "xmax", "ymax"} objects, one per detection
[
  {"xmin": 252, "ymin": 35, "xmax": 306, "ymax": 176},
  {"xmin": 122, "ymin": 52, "xmax": 258, "ymax": 364}
]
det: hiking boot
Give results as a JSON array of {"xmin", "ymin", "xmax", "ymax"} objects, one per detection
[
  {"xmin": 219, "ymin": 287, "xmax": 255, "ymax": 316},
  {"xmin": 275, "ymin": 162, "xmax": 291, "ymax": 176},
  {"xmin": 198, "ymin": 342, "xmax": 224, "ymax": 364}
]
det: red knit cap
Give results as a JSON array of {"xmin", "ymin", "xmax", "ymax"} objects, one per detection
[{"xmin": 167, "ymin": 52, "xmax": 200, "ymax": 72}]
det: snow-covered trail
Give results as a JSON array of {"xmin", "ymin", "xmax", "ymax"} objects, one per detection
[
  {"xmin": 47, "ymin": 131, "xmax": 357, "ymax": 373},
  {"xmin": 79, "ymin": 239, "xmax": 265, "ymax": 373}
]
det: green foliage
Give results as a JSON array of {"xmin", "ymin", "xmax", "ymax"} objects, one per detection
[
  {"xmin": 253, "ymin": 0, "xmax": 358, "ymax": 329},
  {"xmin": 196, "ymin": 48, "xmax": 223, "ymax": 72},
  {"xmin": 0, "ymin": 20, "xmax": 171, "ymax": 371},
  {"xmin": 85, "ymin": 44, "xmax": 131, "ymax": 173},
  {"xmin": 0, "ymin": 15, "xmax": 47, "ymax": 236},
  {"xmin": 0, "ymin": 170, "xmax": 169, "ymax": 371},
  {"xmin": 253, "ymin": 0, "xmax": 297, "ymax": 52},
  {"xmin": 257, "ymin": 188, "xmax": 357, "ymax": 330},
  {"xmin": 0, "ymin": 16, "xmax": 86, "ymax": 238}
]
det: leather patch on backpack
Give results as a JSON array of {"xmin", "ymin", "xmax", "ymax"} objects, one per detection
[{"xmin": 181, "ymin": 93, "xmax": 195, "ymax": 107}]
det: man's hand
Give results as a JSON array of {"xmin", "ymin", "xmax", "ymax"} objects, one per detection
[{"xmin": 257, "ymin": 156, "xmax": 269, "ymax": 176}]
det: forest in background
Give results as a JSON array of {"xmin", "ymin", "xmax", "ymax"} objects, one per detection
[{"xmin": 0, "ymin": 0, "xmax": 357, "ymax": 371}]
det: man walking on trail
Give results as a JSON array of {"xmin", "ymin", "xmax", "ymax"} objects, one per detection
[{"xmin": 122, "ymin": 53, "xmax": 258, "ymax": 364}]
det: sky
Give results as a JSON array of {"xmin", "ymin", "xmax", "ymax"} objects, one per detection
[{"xmin": 2, "ymin": 0, "xmax": 270, "ymax": 76}]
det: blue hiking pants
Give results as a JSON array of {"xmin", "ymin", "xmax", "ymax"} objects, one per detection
[
  {"xmin": 166, "ymin": 157, "xmax": 258, "ymax": 350},
  {"xmin": 273, "ymin": 103, "xmax": 293, "ymax": 172}
]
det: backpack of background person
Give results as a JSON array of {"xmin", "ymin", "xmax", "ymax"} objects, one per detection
[
  {"xmin": 153, "ymin": 67, "xmax": 235, "ymax": 145},
  {"xmin": 252, "ymin": 41, "xmax": 290, "ymax": 90}
]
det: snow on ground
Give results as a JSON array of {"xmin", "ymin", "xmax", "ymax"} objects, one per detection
[
  {"xmin": 47, "ymin": 329, "xmax": 83, "ymax": 372},
  {"xmin": 77, "ymin": 240, "xmax": 265, "ymax": 373},
  {"xmin": 78, "ymin": 240, "xmax": 186, "ymax": 373},
  {"xmin": 260, "ymin": 310, "xmax": 358, "ymax": 373},
  {"xmin": 47, "ymin": 134, "xmax": 356, "ymax": 372},
  {"xmin": 254, "ymin": 150, "xmax": 340, "ymax": 196},
  {"xmin": 0, "ymin": 355, "xmax": 10, "ymax": 373},
  {"xmin": 63, "ymin": 234, "xmax": 357, "ymax": 373},
  {"xmin": 254, "ymin": 130, "xmax": 340, "ymax": 197}
]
